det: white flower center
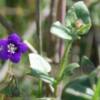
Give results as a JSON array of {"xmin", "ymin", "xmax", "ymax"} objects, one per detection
[{"xmin": 7, "ymin": 43, "xmax": 17, "ymax": 54}]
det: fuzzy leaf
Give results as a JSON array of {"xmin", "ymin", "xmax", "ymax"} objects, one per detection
[
  {"xmin": 62, "ymin": 76, "xmax": 94, "ymax": 100},
  {"xmin": 29, "ymin": 53, "xmax": 55, "ymax": 84},
  {"xmin": 30, "ymin": 69, "xmax": 55, "ymax": 84},
  {"xmin": 29, "ymin": 53, "xmax": 51, "ymax": 74},
  {"xmin": 50, "ymin": 21, "xmax": 72, "ymax": 40},
  {"xmin": 65, "ymin": 1, "xmax": 91, "ymax": 35},
  {"xmin": 80, "ymin": 56, "xmax": 95, "ymax": 74},
  {"xmin": 62, "ymin": 63, "xmax": 80, "ymax": 78}
]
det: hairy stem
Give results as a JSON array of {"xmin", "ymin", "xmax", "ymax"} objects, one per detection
[
  {"xmin": 54, "ymin": 41, "xmax": 73, "ymax": 97},
  {"xmin": 58, "ymin": 41, "xmax": 72, "ymax": 82}
]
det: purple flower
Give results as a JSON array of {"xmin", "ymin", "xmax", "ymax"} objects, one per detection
[{"xmin": 0, "ymin": 33, "xmax": 28, "ymax": 63}]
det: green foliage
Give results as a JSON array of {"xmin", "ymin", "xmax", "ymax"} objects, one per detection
[
  {"xmin": 29, "ymin": 69, "xmax": 55, "ymax": 85},
  {"xmin": 28, "ymin": 53, "xmax": 56, "ymax": 85},
  {"xmin": 61, "ymin": 63, "xmax": 80, "ymax": 79},
  {"xmin": 65, "ymin": 1, "xmax": 91, "ymax": 36},
  {"xmin": 80, "ymin": 56, "xmax": 95, "ymax": 74},
  {"xmin": 61, "ymin": 57, "xmax": 100, "ymax": 100},
  {"xmin": 50, "ymin": 2, "xmax": 92, "ymax": 99},
  {"xmin": 92, "ymin": 80, "xmax": 100, "ymax": 100},
  {"xmin": 62, "ymin": 75, "xmax": 94, "ymax": 100},
  {"xmin": 0, "ymin": 1, "xmax": 95, "ymax": 99},
  {"xmin": 90, "ymin": 0, "xmax": 100, "ymax": 26},
  {"xmin": 1, "ymin": 77, "xmax": 20, "ymax": 97},
  {"xmin": 29, "ymin": 53, "xmax": 51, "ymax": 74},
  {"xmin": 50, "ymin": 21, "xmax": 72, "ymax": 40},
  {"xmin": 50, "ymin": 1, "xmax": 91, "ymax": 41},
  {"xmin": 81, "ymin": 56, "xmax": 94, "ymax": 67}
]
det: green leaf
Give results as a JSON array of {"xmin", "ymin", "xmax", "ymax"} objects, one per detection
[
  {"xmin": 29, "ymin": 53, "xmax": 51, "ymax": 74},
  {"xmin": 65, "ymin": 1, "xmax": 91, "ymax": 35},
  {"xmin": 62, "ymin": 76, "xmax": 94, "ymax": 100},
  {"xmin": 92, "ymin": 80, "xmax": 100, "ymax": 100},
  {"xmin": 62, "ymin": 63, "xmax": 80, "ymax": 78},
  {"xmin": 1, "ymin": 85, "xmax": 20, "ymax": 97},
  {"xmin": 63, "ymin": 86, "xmax": 93, "ymax": 100},
  {"xmin": 80, "ymin": 56, "xmax": 95, "ymax": 74},
  {"xmin": 1, "ymin": 77, "xmax": 20, "ymax": 96},
  {"xmin": 28, "ymin": 53, "xmax": 56, "ymax": 84},
  {"xmin": 50, "ymin": 21, "xmax": 72, "ymax": 40},
  {"xmin": 30, "ymin": 69, "xmax": 55, "ymax": 84},
  {"xmin": 81, "ymin": 56, "xmax": 94, "ymax": 66},
  {"xmin": 90, "ymin": 66, "xmax": 100, "ymax": 78}
]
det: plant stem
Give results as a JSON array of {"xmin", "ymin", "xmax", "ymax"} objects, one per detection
[
  {"xmin": 38, "ymin": 80, "xmax": 42, "ymax": 97},
  {"xmin": 0, "ymin": 14, "xmax": 15, "ymax": 33},
  {"xmin": 54, "ymin": 41, "xmax": 72, "ymax": 97},
  {"xmin": 35, "ymin": 0, "xmax": 43, "ymax": 96},
  {"xmin": 57, "ymin": 40, "xmax": 72, "ymax": 83},
  {"xmin": 36, "ymin": 0, "xmax": 43, "ymax": 55},
  {"xmin": 55, "ymin": 41, "xmax": 72, "ymax": 87}
]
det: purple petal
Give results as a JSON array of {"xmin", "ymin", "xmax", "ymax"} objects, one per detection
[
  {"xmin": 19, "ymin": 43, "xmax": 28, "ymax": 53},
  {"xmin": 8, "ymin": 33, "xmax": 21, "ymax": 43},
  {"xmin": 0, "ymin": 39, "xmax": 7, "ymax": 46},
  {"xmin": 0, "ymin": 39, "xmax": 8, "ymax": 60},
  {"xmin": 9, "ymin": 53, "xmax": 21, "ymax": 63},
  {"xmin": 0, "ymin": 51, "xmax": 8, "ymax": 60}
]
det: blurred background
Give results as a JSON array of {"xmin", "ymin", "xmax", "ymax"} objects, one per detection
[{"xmin": 0, "ymin": 0, "xmax": 99, "ymax": 99}]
